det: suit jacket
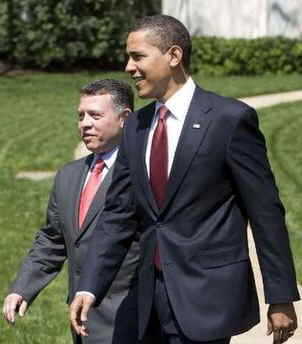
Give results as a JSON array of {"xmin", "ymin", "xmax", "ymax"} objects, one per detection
[
  {"xmin": 7, "ymin": 154, "xmax": 139, "ymax": 344},
  {"xmin": 79, "ymin": 86, "xmax": 300, "ymax": 342}
]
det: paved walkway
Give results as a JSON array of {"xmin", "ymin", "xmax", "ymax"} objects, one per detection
[
  {"xmin": 232, "ymin": 229, "xmax": 302, "ymax": 344},
  {"xmin": 15, "ymin": 170, "xmax": 56, "ymax": 181},
  {"xmin": 239, "ymin": 90, "xmax": 302, "ymax": 109}
]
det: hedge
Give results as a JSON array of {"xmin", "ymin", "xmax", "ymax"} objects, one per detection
[
  {"xmin": 191, "ymin": 36, "xmax": 302, "ymax": 76},
  {"xmin": 0, "ymin": 1, "xmax": 301, "ymax": 75},
  {"xmin": 0, "ymin": 0, "xmax": 160, "ymax": 69}
]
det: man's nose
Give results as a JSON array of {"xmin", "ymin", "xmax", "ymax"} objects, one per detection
[
  {"xmin": 81, "ymin": 113, "xmax": 93, "ymax": 126},
  {"xmin": 125, "ymin": 58, "xmax": 135, "ymax": 74}
]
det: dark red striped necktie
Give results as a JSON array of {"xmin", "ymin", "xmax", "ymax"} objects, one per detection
[
  {"xmin": 150, "ymin": 105, "xmax": 169, "ymax": 208},
  {"xmin": 150, "ymin": 105, "xmax": 169, "ymax": 269}
]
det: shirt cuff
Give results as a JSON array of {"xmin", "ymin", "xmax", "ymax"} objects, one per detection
[{"xmin": 76, "ymin": 291, "xmax": 96, "ymax": 300}]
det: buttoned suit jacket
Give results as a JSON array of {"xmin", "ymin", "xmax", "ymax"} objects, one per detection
[
  {"xmin": 79, "ymin": 86, "xmax": 300, "ymax": 342},
  {"xmin": 7, "ymin": 154, "xmax": 139, "ymax": 344}
]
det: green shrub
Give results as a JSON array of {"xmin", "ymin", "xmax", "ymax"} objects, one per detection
[
  {"xmin": 0, "ymin": 1, "xmax": 9, "ymax": 56},
  {"xmin": 191, "ymin": 36, "xmax": 302, "ymax": 76},
  {"xmin": 0, "ymin": 0, "xmax": 160, "ymax": 69},
  {"xmin": 1, "ymin": 2, "xmax": 302, "ymax": 75}
]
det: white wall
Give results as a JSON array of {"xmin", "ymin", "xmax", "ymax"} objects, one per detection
[{"xmin": 162, "ymin": 0, "xmax": 302, "ymax": 38}]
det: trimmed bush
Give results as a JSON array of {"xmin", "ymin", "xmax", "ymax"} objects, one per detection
[
  {"xmin": 0, "ymin": 0, "xmax": 160, "ymax": 69},
  {"xmin": 0, "ymin": 2, "xmax": 301, "ymax": 75},
  {"xmin": 191, "ymin": 36, "xmax": 302, "ymax": 76}
]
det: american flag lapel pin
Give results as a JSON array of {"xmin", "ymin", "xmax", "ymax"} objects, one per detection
[{"xmin": 192, "ymin": 123, "xmax": 201, "ymax": 129}]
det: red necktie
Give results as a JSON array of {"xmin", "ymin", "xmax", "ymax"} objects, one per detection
[
  {"xmin": 150, "ymin": 105, "xmax": 169, "ymax": 269},
  {"xmin": 78, "ymin": 158, "xmax": 105, "ymax": 229},
  {"xmin": 150, "ymin": 105, "xmax": 169, "ymax": 207}
]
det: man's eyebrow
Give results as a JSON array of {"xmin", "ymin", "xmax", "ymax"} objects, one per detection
[
  {"xmin": 78, "ymin": 110, "xmax": 101, "ymax": 114},
  {"xmin": 128, "ymin": 49, "xmax": 143, "ymax": 55}
]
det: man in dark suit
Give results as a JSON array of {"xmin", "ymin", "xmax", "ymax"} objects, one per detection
[
  {"xmin": 70, "ymin": 15, "xmax": 300, "ymax": 344},
  {"xmin": 3, "ymin": 79, "xmax": 139, "ymax": 344}
]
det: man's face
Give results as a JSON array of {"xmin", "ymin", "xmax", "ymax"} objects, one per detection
[
  {"xmin": 78, "ymin": 94, "xmax": 125, "ymax": 154},
  {"xmin": 125, "ymin": 29, "xmax": 172, "ymax": 101}
]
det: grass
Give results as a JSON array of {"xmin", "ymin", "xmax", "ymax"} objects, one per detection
[
  {"xmin": 0, "ymin": 71, "xmax": 301, "ymax": 343},
  {"xmin": 0, "ymin": 169, "xmax": 70, "ymax": 343},
  {"xmin": 259, "ymin": 101, "xmax": 302, "ymax": 280},
  {"xmin": 195, "ymin": 73, "xmax": 302, "ymax": 98},
  {"xmin": 1, "ymin": 71, "xmax": 302, "ymax": 172}
]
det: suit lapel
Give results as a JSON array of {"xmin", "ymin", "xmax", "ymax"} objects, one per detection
[
  {"xmin": 161, "ymin": 87, "xmax": 213, "ymax": 213},
  {"xmin": 135, "ymin": 102, "xmax": 159, "ymax": 214}
]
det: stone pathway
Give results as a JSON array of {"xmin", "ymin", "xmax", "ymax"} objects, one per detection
[
  {"xmin": 239, "ymin": 90, "xmax": 302, "ymax": 109},
  {"xmin": 15, "ymin": 170, "xmax": 56, "ymax": 181},
  {"xmin": 231, "ymin": 228, "xmax": 302, "ymax": 344},
  {"xmin": 74, "ymin": 140, "xmax": 90, "ymax": 160}
]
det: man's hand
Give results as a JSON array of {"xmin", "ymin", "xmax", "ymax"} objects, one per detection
[
  {"xmin": 267, "ymin": 303, "xmax": 297, "ymax": 344},
  {"xmin": 70, "ymin": 294, "xmax": 95, "ymax": 337},
  {"xmin": 2, "ymin": 293, "xmax": 28, "ymax": 324}
]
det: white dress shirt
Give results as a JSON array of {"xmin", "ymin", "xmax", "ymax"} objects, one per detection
[
  {"xmin": 145, "ymin": 77, "xmax": 196, "ymax": 176},
  {"xmin": 78, "ymin": 78, "xmax": 196, "ymax": 300},
  {"xmin": 83, "ymin": 147, "xmax": 118, "ymax": 187}
]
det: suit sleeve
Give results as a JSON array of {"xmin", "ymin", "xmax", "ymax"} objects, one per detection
[
  {"xmin": 78, "ymin": 121, "xmax": 139, "ymax": 305},
  {"xmin": 6, "ymin": 173, "xmax": 67, "ymax": 304},
  {"xmin": 226, "ymin": 106, "xmax": 300, "ymax": 304}
]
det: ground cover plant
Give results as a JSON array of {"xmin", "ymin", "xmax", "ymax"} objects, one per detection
[{"xmin": 0, "ymin": 72, "xmax": 301, "ymax": 343}]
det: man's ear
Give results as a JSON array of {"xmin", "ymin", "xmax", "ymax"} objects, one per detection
[
  {"xmin": 168, "ymin": 45, "xmax": 183, "ymax": 68},
  {"xmin": 119, "ymin": 108, "xmax": 132, "ymax": 128}
]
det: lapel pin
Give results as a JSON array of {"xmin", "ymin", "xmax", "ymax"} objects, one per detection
[{"xmin": 192, "ymin": 123, "xmax": 201, "ymax": 129}]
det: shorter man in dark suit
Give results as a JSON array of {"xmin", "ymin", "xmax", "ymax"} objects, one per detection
[{"xmin": 3, "ymin": 79, "xmax": 139, "ymax": 344}]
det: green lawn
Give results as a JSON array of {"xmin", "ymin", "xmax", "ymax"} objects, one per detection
[
  {"xmin": 0, "ymin": 72, "xmax": 301, "ymax": 343},
  {"xmin": 259, "ymin": 101, "xmax": 302, "ymax": 279},
  {"xmin": 195, "ymin": 73, "xmax": 302, "ymax": 98},
  {"xmin": 1, "ymin": 72, "xmax": 302, "ymax": 171},
  {"xmin": 0, "ymin": 171, "xmax": 70, "ymax": 343}
]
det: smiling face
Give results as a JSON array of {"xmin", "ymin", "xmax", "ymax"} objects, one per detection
[
  {"xmin": 77, "ymin": 94, "xmax": 126, "ymax": 154},
  {"xmin": 125, "ymin": 29, "xmax": 175, "ymax": 102}
]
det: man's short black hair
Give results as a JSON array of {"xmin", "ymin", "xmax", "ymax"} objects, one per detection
[
  {"xmin": 129, "ymin": 15, "xmax": 191, "ymax": 73},
  {"xmin": 81, "ymin": 79, "xmax": 134, "ymax": 112}
]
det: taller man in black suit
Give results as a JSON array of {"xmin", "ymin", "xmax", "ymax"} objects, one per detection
[
  {"xmin": 71, "ymin": 15, "xmax": 300, "ymax": 344},
  {"xmin": 3, "ymin": 79, "xmax": 139, "ymax": 344}
]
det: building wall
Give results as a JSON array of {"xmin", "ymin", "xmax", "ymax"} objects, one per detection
[{"xmin": 162, "ymin": 0, "xmax": 302, "ymax": 38}]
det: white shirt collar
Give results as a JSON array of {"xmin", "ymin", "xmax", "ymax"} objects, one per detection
[
  {"xmin": 155, "ymin": 77, "xmax": 196, "ymax": 119},
  {"xmin": 91, "ymin": 146, "xmax": 118, "ymax": 170}
]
